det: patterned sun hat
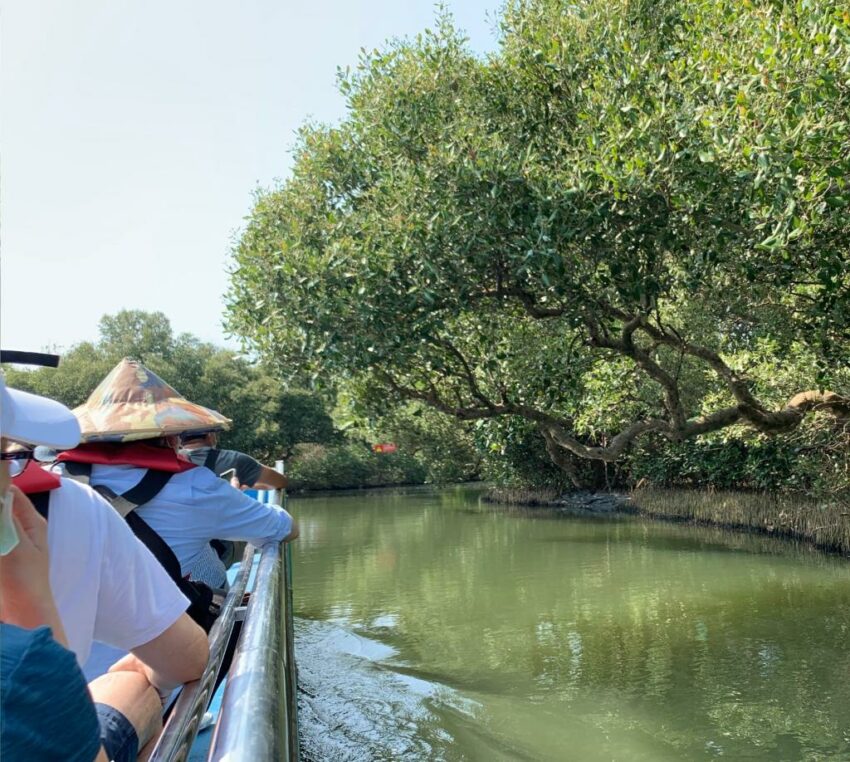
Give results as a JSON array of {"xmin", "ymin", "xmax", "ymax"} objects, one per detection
[{"xmin": 73, "ymin": 358, "xmax": 231, "ymax": 443}]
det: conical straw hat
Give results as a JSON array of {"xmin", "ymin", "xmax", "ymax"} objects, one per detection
[{"xmin": 73, "ymin": 358, "xmax": 231, "ymax": 443}]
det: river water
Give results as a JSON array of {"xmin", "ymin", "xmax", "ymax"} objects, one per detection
[{"xmin": 292, "ymin": 486, "xmax": 850, "ymax": 761}]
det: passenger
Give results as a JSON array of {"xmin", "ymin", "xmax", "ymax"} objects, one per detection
[
  {"xmin": 0, "ymin": 375, "xmax": 209, "ymax": 762},
  {"xmin": 180, "ymin": 430, "xmax": 289, "ymax": 574},
  {"xmin": 180, "ymin": 431, "xmax": 288, "ymax": 491},
  {"xmin": 57, "ymin": 358, "xmax": 299, "ymax": 597}
]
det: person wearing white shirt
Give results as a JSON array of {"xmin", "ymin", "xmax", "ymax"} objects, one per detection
[{"xmin": 1, "ymin": 375, "xmax": 209, "ymax": 762}]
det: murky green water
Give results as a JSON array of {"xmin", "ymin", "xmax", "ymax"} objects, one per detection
[{"xmin": 292, "ymin": 487, "xmax": 850, "ymax": 761}]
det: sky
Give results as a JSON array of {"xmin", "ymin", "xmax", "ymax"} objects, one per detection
[{"xmin": 1, "ymin": 0, "xmax": 501, "ymax": 354}]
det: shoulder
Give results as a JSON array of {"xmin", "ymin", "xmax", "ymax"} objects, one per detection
[
  {"xmin": 1, "ymin": 625, "xmax": 76, "ymax": 675},
  {"xmin": 212, "ymin": 448, "xmax": 256, "ymax": 469},
  {"xmin": 216, "ymin": 449, "xmax": 262, "ymax": 484},
  {"xmin": 49, "ymin": 477, "xmax": 114, "ymax": 528},
  {"xmin": 54, "ymin": 476, "xmax": 108, "ymax": 505},
  {"xmin": 0, "ymin": 625, "xmax": 101, "ymax": 761},
  {"xmin": 170, "ymin": 464, "xmax": 230, "ymax": 495}
]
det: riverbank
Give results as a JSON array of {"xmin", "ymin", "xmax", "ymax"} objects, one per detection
[{"xmin": 485, "ymin": 486, "xmax": 850, "ymax": 557}]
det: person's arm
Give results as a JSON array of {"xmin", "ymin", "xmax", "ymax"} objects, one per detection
[
  {"xmin": 111, "ymin": 613, "xmax": 208, "ymax": 694},
  {"xmin": 253, "ymin": 465, "xmax": 288, "ymax": 491},
  {"xmin": 197, "ymin": 470, "xmax": 298, "ymax": 544}
]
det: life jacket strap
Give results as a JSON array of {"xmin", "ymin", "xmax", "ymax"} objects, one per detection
[
  {"xmin": 62, "ymin": 461, "xmax": 173, "ymax": 518},
  {"xmin": 62, "ymin": 461, "xmax": 220, "ymax": 632},
  {"xmin": 30, "ymin": 491, "xmax": 51, "ymax": 519}
]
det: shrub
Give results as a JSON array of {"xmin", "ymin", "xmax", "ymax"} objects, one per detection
[{"xmin": 287, "ymin": 442, "xmax": 427, "ymax": 491}]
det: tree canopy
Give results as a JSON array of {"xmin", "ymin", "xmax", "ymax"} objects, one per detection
[{"xmin": 228, "ymin": 0, "xmax": 849, "ymax": 486}]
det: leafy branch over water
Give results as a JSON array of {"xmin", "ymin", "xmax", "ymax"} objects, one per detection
[{"xmin": 228, "ymin": 0, "xmax": 850, "ymax": 492}]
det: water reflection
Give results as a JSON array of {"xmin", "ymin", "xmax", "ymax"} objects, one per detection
[{"xmin": 294, "ymin": 487, "xmax": 850, "ymax": 760}]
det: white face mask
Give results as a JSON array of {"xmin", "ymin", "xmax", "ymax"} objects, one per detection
[{"xmin": 0, "ymin": 489, "xmax": 20, "ymax": 556}]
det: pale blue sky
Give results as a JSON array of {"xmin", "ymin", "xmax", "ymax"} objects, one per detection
[{"xmin": 1, "ymin": 0, "xmax": 500, "ymax": 353}]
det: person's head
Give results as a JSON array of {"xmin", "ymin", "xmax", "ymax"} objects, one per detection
[
  {"xmin": 180, "ymin": 432, "xmax": 218, "ymax": 449},
  {"xmin": 0, "ymin": 374, "xmax": 80, "ymax": 548},
  {"xmin": 1, "ymin": 375, "xmax": 80, "ymax": 485}
]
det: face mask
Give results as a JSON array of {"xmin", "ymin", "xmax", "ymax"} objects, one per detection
[{"xmin": 0, "ymin": 489, "xmax": 20, "ymax": 556}]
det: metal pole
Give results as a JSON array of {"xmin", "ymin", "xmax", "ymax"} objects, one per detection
[
  {"xmin": 283, "ymin": 542, "xmax": 299, "ymax": 757},
  {"xmin": 277, "ymin": 458, "xmax": 300, "ymax": 757}
]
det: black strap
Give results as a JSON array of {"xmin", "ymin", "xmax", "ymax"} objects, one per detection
[
  {"xmin": 115, "ymin": 501, "xmax": 219, "ymax": 631},
  {"xmin": 124, "ymin": 512, "xmax": 186, "ymax": 584},
  {"xmin": 30, "ymin": 491, "xmax": 51, "ymax": 518},
  {"xmin": 62, "ymin": 460, "xmax": 92, "ymax": 483},
  {"xmin": 0, "ymin": 350, "xmax": 60, "ymax": 367},
  {"xmin": 116, "ymin": 470, "xmax": 173, "ymax": 517},
  {"xmin": 63, "ymin": 462, "xmax": 173, "ymax": 518},
  {"xmin": 203, "ymin": 448, "xmax": 218, "ymax": 471}
]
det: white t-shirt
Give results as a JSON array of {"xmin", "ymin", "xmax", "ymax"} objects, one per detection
[
  {"xmin": 87, "ymin": 463, "xmax": 293, "ymax": 578},
  {"xmin": 46, "ymin": 478, "xmax": 189, "ymax": 666}
]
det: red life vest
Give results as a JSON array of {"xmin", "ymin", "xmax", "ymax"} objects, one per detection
[
  {"xmin": 56, "ymin": 442, "xmax": 196, "ymax": 473},
  {"xmin": 15, "ymin": 460, "xmax": 62, "ymax": 494}
]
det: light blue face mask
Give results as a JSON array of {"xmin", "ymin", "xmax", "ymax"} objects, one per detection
[{"xmin": 0, "ymin": 490, "xmax": 20, "ymax": 556}]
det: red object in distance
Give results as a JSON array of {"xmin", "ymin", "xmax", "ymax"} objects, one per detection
[{"xmin": 372, "ymin": 443, "xmax": 398, "ymax": 454}]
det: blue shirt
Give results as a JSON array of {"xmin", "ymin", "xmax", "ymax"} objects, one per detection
[
  {"xmin": 0, "ymin": 624, "xmax": 101, "ymax": 761},
  {"xmin": 87, "ymin": 463, "xmax": 293, "ymax": 577}
]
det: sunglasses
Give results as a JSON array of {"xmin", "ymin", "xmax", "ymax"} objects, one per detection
[{"xmin": 0, "ymin": 450, "xmax": 36, "ymax": 478}]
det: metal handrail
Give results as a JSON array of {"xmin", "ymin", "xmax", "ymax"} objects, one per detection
[
  {"xmin": 148, "ymin": 543, "xmax": 256, "ymax": 762},
  {"xmin": 207, "ymin": 467, "xmax": 298, "ymax": 761},
  {"xmin": 283, "ymin": 542, "xmax": 299, "ymax": 753},
  {"xmin": 207, "ymin": 540, "xmax": 296, "ymax": 760},
  {"xmin": 276, "ymin": 459, "xmax": 300, "ymax": 753}
]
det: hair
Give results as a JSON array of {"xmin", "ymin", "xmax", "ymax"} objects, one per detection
[
  {"xmin": 180, "ymin": 431, "xmax": 217, "ymax": 446},
  {"xmin": 180, "ymin": 434, "xmax": 208, "ymax": 444}
]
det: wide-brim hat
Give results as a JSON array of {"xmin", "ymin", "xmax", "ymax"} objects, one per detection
[
  {"xmin": 0, "ymin": 373, "xmax": 81, "ymax": 449},
  {"xmin": 73, "ymin": 358, "xmax": 231, "ymax": 443}
]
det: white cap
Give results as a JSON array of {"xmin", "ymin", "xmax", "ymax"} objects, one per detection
[{"xmin": 0, "ymin": 374, "xmax": 81, "ymax": 449}]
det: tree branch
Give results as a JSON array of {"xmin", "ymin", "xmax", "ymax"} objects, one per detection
[
  {"xmin": 378, "ymin": 370, "xmax": 512, "ymax": 420},
  {"xmin": 430, "ymin": 338, "xmax": 496, "ymax": 410}
]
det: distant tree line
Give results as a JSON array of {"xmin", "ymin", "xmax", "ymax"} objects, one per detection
[
  {"xmin": 3, "ymin": 310, "xmax": 479, "ymax": 489},
  {"xmin": 2, "ymin": 310, "xmax": 337, "ymax": 465}
]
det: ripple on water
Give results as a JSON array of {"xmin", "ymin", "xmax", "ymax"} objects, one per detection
[{"xmin": 296, "ymin": 617, "xmax": 477, "ymax": 761}]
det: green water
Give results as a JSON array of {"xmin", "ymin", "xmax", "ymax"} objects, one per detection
[{"xmin": 292, "ymin": 487, "xmax": 850, "ymax": 761}]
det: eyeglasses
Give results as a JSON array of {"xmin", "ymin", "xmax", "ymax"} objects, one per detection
[{"xmin": 0, "ymin": 450, "xmax": 36, "ymax": 478}]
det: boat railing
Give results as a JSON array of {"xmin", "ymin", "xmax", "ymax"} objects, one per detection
[
  {"xmin": 147, "ymin": 543, "xmax": 255, "ymax": 762},
  {"xmin": 207, "ymin": 539, "xmax": 298, "ymax": 760},
  {"xmin": 148, "ymin": 461, "xmax": 298, "ymax": 762}
]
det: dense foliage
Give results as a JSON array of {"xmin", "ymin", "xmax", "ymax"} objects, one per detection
[
  {"xmin": 228, "ymin": 0, "xmax": 849, "ymax": 492},
  {"xmin": 287, "ymin": 442, "xmax": 427, "ymax": 491}
]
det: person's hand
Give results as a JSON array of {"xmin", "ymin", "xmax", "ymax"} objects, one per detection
[
  {"xmin": 109, "ymin": 654, "xmax": 169, "ymax": 704},
  {"xmin": 109, "ymin": 652, "xmax": 150, "ymax": 677},
  {"xmin": 0, "ymin": 486, "xmax": 52, "ymax": 614},
  {"xmin": 230, "ymin": 474, "xmax": 241, "ymax": 490}
]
